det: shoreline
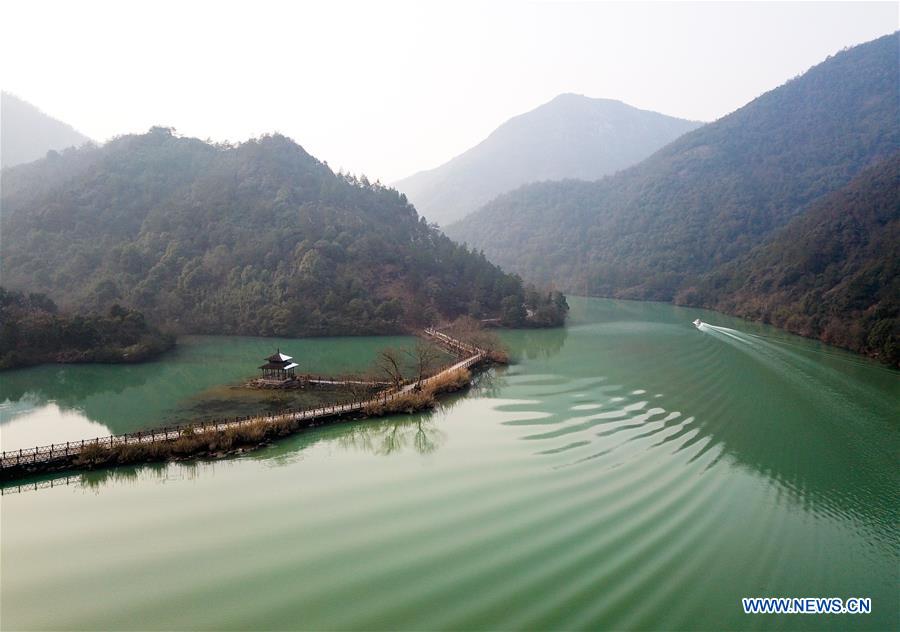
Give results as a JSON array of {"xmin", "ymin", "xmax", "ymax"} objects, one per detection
[
  {"xmin": 566, "ymin": 293, "xmax": 898, "ymax": 369},
  {"xmin": 0, "ymin": 337, "xmax": 177, "ymax": 372},
  {"xmin": 0, "ymin": 367, "xmax": 476, "ymax": 483},
  {"xmin": 1, "ymin": 330, "xmax": 491, "ymax": 482},
  {"xmin": 0, "ymin": 318, "xmax": 548, "ymax": 373}
]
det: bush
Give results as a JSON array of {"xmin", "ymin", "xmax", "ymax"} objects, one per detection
[{"xmin": 425, "ymin": 368, "xmax": 471, "ymax": 395}]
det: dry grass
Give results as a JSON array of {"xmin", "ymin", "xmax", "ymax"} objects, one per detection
[
  {"xmin": 62, "ymin": 364, "xmax": 477, "ymax": 473},
  {"xmin": 426, "ymin": 368, "xmax": 471, "ymax": 395},
  {"xmin": 363, "ymin": 390, "xmax": 435, "ymax": 416},
  {"xmin": 364, "ymin": 367, "xmax": 473, "ymax": 416},
  {"xmin": 72, "ymin": 416, "xmax": 305, "ymax": 468}
]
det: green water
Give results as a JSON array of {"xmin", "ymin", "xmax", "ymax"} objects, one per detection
[
  {"xmin": 0, "ymin": 334, "xmax": 428, "ymax": 448},
  {"xmin": 2, "ymin": 298, "xmax": 898, "ymax": 630}
]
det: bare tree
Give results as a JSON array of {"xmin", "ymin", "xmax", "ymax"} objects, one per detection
[
  {"xmin": 445, "ymin": 316, "xmax": 508, "ymax": 362},
  {"xmin": 375, "ymin": 347, "xmax": 405, "ymax": 388},
  {"xmin": 406, "ymin": 341, "xmax": 443, "ymax": 389},
  {"xmin": 337, "ymin": 418, "xmax": 445, "ymax": 456},
  {"xmin": 345, "ymin": 379, "xmax": 376, "ymax": 401}
]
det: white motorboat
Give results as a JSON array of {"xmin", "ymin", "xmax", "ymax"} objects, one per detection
[{"xmin": 692, "ymin": 319, "xmax": 703, "ymax": 328}]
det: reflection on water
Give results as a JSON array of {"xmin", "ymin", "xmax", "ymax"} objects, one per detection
[
  {"xmin": 505, "ymin": 325, "xmax": 569, "ymax": 361},
  {"xmin": 2, "ymin": 411, "xmax": 449, "ymax": 496},
  {"xmin": 335, "ymin": 415, "xmax": 445, "ymax": 456},
  {"xmin": 0, "ymin": 364, "xmax": 152, "ymax": 413},
  {"xmin": 2, "ymin": 298, "xmax": 897, "ymax": 631},
  {"xmin": 0, "ymin": 402, "xmax": 110, "ymax": 450},
  {"xmin": 0, "ymin": 334, "xmax": 423, "ymax": 443},
  {"xmin": 494, "ymin": 303, "xmax": 898, "ymax": 545},
  {"xmin": 1, "ymin": 460, "xmax": 215, "ymax": 497}
]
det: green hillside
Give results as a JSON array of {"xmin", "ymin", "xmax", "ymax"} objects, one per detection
[
  {"xmin": 1, "ymin": 128, "xmax": 566, "ymax": 337},
  {"xmin": 446, "ymin": 33, "xmax": 899, "ymax": 303},
  {"xmin": 681, "ymin": 154, "xmax": 899, "ymax": 366}
]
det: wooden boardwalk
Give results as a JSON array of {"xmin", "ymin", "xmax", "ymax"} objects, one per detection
[
  {"xmin": 0, "ymin": 329, "xmax": 486, "ymax": 476},
  {"xmin": 252, "ymin": 376, "xmax": 391, "ymax": 388},
  {"xmin": 306, "ymin": 378, "xmax": 390, "ymax": 387}
]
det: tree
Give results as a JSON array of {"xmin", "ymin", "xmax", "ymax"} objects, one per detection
[
  {"xmin": 1, "ymin": 128, "xmax": 568, "ymax": 337},
  {"xmin": 445, "ymin": 316, "xmax": 509, "ymax": 363},
  {"xmin": 108, "ymin": 304, "xmax": 128, "ymax": 319},
  {"xmin": 0, "ymin": 286, "xmax": 173, "ymax": 370},
  {"xmin": 406, "ymin": 341, "xmax": 442, "ymax": 389},
  {"xmin": 501, "ymin": 295, "xmax": 527, "ymax": 327},
  {"xmin": 375, "ymin": 347, "xmax": 405, "ymax": 388}
]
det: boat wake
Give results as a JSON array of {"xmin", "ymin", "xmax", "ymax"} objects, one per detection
[{"xmin": 691, "ymin": 320, "xmax": 896, "ymax": 418}]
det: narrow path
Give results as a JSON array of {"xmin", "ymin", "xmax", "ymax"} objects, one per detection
[
  {"xmin": 306, "ymin": 378, "xmax": 390, "ymax": 387},
  {"xmin": 1, "ymin": 329, "xmax": 486, "ymax": 472}
]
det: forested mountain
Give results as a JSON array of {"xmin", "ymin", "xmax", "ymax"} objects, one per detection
[
  {"xmin": 445, "ymin": 33, "xmax": 899, "ymax": 303},
  {"xmin": 1, "ymin": 127, "xmax": 566, "ymax": 337},
  {"xmin": 680, "ymin": 154, "xmax": 899, "ymax": 366},
  {"xmin": 394, "ymin": 95, "xmax": 702, "ymax": 225},
  {"xmin": 1, "ymin": 92, "xmax": 92, "ymax": 168}
]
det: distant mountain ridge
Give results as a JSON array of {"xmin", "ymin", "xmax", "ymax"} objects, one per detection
[
  {"xmin": 1, "ymin": 92, "xmax": 92, "ymax": 168},
  {"xmin": 446, "ymin": 33, "xmax": 899, "ymax": 298},
  {"xmin": 445, "ymin": 32, "xmax": 899, "ymax": 364},
  {"xmin": 1, "ymin": 127, "xmax": 566, "ymax": 337},
  {"xmin": 394, "ymin": 94, "xmax": 702, "ymax": 225}
]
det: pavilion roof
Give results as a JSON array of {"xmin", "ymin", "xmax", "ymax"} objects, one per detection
[{"xmin": 259, "ymin": 361, "xmax": 298, "ymax": 370}]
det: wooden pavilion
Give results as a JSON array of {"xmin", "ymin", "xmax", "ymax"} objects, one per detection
[{"xmin": 259, "ymin": 349, "xmax": 299, "ymax": 380}]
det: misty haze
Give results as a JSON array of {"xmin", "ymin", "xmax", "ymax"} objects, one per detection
[{"xmin": 1, "ymin": 2, "xmax": 897, "ymax": 631}]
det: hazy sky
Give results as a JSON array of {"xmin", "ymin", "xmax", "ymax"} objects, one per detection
[{"xmin": 2, "ymin": 1, "xmax": 897, "ymax": 181}]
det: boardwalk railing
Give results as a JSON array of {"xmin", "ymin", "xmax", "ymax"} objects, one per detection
[
  {"xmin": 1, "ymin": 329, "xmax": 487, "ymax": 472},
  {"xmin": 1, "ymin": 475, "xmax": 82, "ymax": 495},
  {"xmin": 424, "ymin": 327, "xmax": 482, "ymax": 357}
]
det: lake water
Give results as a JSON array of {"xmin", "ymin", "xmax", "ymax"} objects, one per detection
[{"xmin": 1, "ymin": 297, "xmax": 897, "ymax": 630}]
